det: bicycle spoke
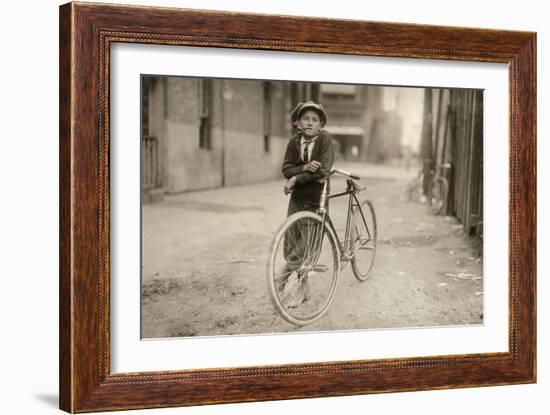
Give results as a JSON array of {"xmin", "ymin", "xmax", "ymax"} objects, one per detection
[{"xmin": 304, "ymin": 221, "xmax": 315, "ymax": 266}]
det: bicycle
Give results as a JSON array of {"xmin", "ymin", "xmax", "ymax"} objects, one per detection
[
  {"xmin": 266, "ymin": 168, "xmax": 377, "ymax": 326},
  {"xmin": 428, "ymin": 162, "xmax": 451, "ymax": 215},
  {"xmin": 401, "ymin": 168, "xmax": 425, "ymax": 203}
]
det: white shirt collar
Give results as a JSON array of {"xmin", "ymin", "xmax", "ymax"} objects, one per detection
[{"xmin": 300, "ymin": 134, "xmax": 319, "ymax": 145}]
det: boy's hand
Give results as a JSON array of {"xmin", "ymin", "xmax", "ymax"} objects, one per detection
[
  {"xmin": 284, "ymin": 176, "xmax": 297, "ymax": 195},
  {"xmin": 303, "ymin": 160, "xmax": 321, "ymax": 173}
]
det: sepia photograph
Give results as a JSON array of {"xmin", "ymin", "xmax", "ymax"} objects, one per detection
[{"xmin": 140, "ymin": 76, "xmax": 483, "ymax": 338}]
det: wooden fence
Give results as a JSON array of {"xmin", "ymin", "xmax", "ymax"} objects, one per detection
[
  {"xmin": 449, "ymin": 90, "xmax": 483, "ymax": 235},
  {"xmin": 422, "ymin": 88, "xmax": 483, "ymax": 236}
]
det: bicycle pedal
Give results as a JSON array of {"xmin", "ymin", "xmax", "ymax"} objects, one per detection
[{"xmin": 312, "ymin": 264, "xmax": 329, "ymax": 273}]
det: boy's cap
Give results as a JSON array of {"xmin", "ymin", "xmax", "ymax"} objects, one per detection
[{"xmin": 291, "ymin": 100, "xmax": 328, "ymax": 126}]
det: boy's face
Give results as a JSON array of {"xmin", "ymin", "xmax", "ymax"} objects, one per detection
[{"xmin": 298, "ymin": 110, "xmax": 322, "ymax": 138}]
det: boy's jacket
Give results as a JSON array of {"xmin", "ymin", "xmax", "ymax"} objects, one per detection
[{"xmin": 282, "ymin": 130, "xmax": 335, "ymax": 202}]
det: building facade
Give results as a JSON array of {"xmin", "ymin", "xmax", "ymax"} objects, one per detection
[
  {"xmin": 321, "ymin": 84, "xmax": 424, "ymax": 163},
  {"xmin": 141, "ymin": 77, "xmax": 322, "ymax": 200}
]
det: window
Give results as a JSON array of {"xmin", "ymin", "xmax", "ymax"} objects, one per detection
[
  {"xmin": 198, "ymin": 79, "xmax": 212, "ymax": 149},
  {"xmin": 141, "ymin": 77, "xmax": 151, "ymax": 137},
  {"xmin": 263, "ymin": 81, "xmax": 272, "ymax": 153}
]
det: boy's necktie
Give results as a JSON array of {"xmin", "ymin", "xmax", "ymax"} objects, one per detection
[{"xmin": 303, "ymin": 142, "xmax": 309, "ymax": 162}]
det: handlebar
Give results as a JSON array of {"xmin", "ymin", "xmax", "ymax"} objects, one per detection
[{"xmin": 330, "ymin": 168, "xmax": 360, "ymax": 180}]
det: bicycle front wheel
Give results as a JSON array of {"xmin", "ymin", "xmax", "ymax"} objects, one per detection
[
  {"xmin": 351, "ymin": 200, "xmax": 377, "ymax": 282},
  {"xmin": 267, "ymin": 211, "xmax": 340, "ymax": 326}
]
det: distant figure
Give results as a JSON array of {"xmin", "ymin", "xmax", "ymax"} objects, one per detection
[{"xmin": 403, "ymin": 144, "xmax": 412, "ymax": 171}]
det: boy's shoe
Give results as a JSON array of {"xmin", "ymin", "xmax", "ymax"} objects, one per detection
[
  {"xmin": 274, "ymin": 262, "xmax": 301, "ymax": 294},
  {"xmin": 286, "ymin": 274, "xmax": 311, "ymax": 308},
  {"xmin": 275, "ymin": 275, "xmax": 290, "ymax": 296},
  {"xmin": 274, "ymin": 267, "xmax": 294, "ymax": 297}
]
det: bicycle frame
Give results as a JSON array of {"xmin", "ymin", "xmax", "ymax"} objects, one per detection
[{"xmin": 316, "ymin": 177, "xmax": 371, "ymax": 265}]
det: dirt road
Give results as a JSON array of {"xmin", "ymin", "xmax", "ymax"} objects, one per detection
[{"xmin": 141, "ymin": 162, "xmax": 482, "ymax": 338}]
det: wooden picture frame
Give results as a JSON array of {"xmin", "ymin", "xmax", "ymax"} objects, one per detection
[{"xmin": 59, "ymin": 2, "xmax": 536, "ymax": 412}]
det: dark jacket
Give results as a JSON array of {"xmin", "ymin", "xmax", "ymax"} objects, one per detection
[{"xmin": 282, "ymin": 130, "xmax": 335, "ymax": 203}]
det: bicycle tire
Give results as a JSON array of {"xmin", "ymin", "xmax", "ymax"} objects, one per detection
[
  {"xmin": 351, "ymin": 200, "xmax": 377, "ymax": 282},
  {"xmin": 266, "ymin": 211, "xmax": 340, "ymax": 326},
  {"xmin": 429, "ymin": 177, "xmax": 449, "ymax": 215}
]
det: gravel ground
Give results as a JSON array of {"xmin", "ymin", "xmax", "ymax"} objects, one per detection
[{"xmin": 141, "ymin": 162, "xmax": 483, "ymax": 338}]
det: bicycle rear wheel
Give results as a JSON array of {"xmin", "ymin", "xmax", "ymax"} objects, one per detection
[
  {"xmin": 351, "ymin": 200, "xmax": 377, "ymax": 282},
  {"xmin": 267, "ymin": 211, "xmax": 340, "ymax": 326}
]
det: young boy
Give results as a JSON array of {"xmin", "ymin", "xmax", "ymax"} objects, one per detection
[
  {"xmin": 277, "ymin": 101, "xmax": 335, "ymax": 305},
  {"xmin": 283, "ymin": 101, "xmax": 334, "ymax": 207}
]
